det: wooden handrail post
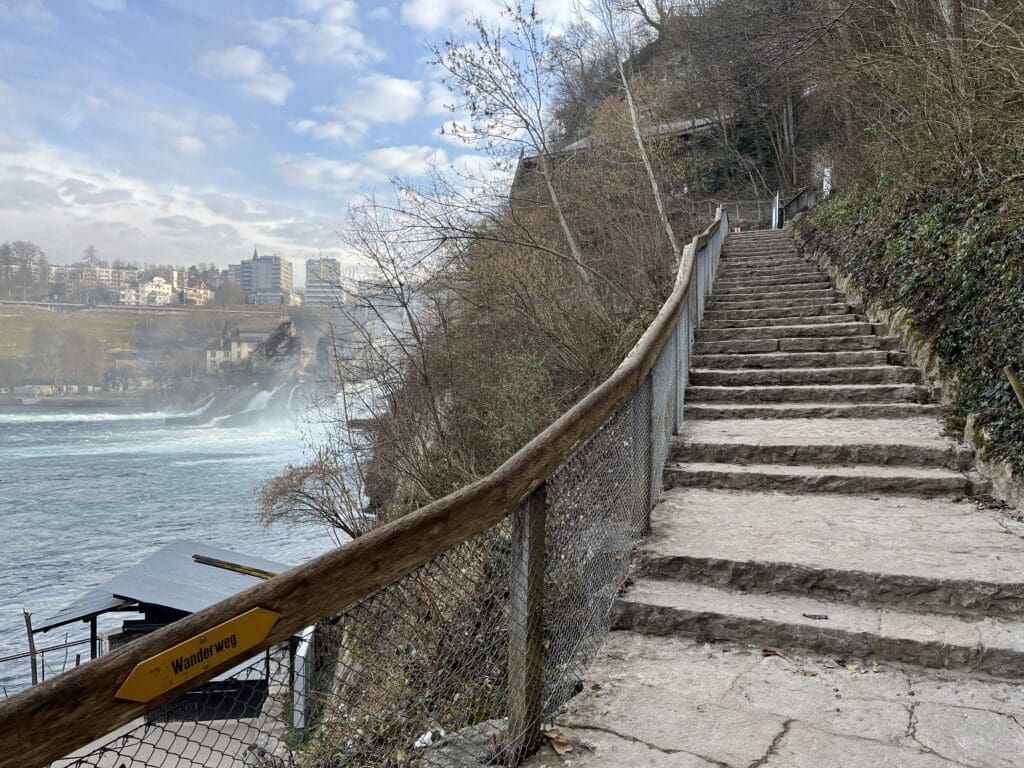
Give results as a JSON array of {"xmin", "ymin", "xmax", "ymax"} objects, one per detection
[{"xmin": 503, "ymin": 483, "xmax": 546, "ymax": 763}]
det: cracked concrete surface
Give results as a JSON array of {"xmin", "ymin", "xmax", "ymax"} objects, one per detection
[{"xmin": 523, "ymin": 634, "xmax": 1024, "ymax": 768}]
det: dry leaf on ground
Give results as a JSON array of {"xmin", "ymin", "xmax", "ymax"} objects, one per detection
[{"xmin": 543, "ymin": 728, "xmax": 574, "ymax": 755}]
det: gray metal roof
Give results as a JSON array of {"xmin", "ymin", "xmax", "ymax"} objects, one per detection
[{"xmin": 36, "ymin": 540, "xmax": 291, "ymax": 633}]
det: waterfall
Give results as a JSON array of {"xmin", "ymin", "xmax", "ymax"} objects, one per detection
[{"xmin": 240, "ymin": 381, "xmax": 288, "ymax": 414}]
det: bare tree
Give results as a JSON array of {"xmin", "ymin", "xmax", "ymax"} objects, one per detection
[{"xmin": 433, "ymin": 3, "xmax": 593, "ymax": 284}]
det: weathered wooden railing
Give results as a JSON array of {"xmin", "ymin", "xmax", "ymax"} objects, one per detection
[{"xmin": 0, "ymin": 206, "xmax": 729, "ymax": 768}]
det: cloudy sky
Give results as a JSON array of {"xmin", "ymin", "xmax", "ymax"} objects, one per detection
[{"xmin": 0, "ymin": 0, "xmax": 574, "ymax": 285}]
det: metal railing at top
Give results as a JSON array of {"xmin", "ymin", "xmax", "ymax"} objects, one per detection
[
  {"xmin": 773, "ymin": 179, "xmax": 831, "ymax": 229},
  {"xmin": 0, "ymin": 206, "xmax": 729, "ymax": 768}
]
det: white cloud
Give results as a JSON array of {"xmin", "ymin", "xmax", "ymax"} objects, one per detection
[
  {"xmin": 288, "ymin": 118, "xmax": 354, "ymax": 144},
  {"xmin": 291, "ymin": 74, "xmax": 427, "ymax": 145},
  {"xmin": 275, "ymin": 145, "xmax": 446, "ymax": 195},
  {"xmin": 0, "ymin": 0, "xmax": 58, "ymax": 29},
  {"xmin": 174, "ymin": 136, "xmax": 207, "ymax": 156},
  {"xmin": 424, "ymin": 81, "xmax": 452, "ymax": 116},
  {"xmin": 0, "ymin": 138, "xmax": 348, "ymax": 268},
  {"xmin": 400, "ymin": 0, "xmax": 575, "ymax": 32},
  {"xmin": 254, "ymin": 1, "xmax": 383, "ymax": 68},
  {"xmin": 197, "ymin": 45, "xmax": 293, "ymax": 105}
]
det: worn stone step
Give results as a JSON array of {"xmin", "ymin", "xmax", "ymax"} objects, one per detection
[
  {"xmin": 705, "ymin": 296, "xmax": 853, "ymax": 311},
  {"xmin": 694, "ymin": 336, "xmax": 899, "ymax": 354},
  {"xmin": 714, "ymin": 274, "xmax": 829, "ymax": 289},
  {"xmin": 691, "ymin": 350, "xmax": 906, "ymax": 368},
  {"xmin": 713, "ymin": 280, "xmax": 832, "ymax": 295},
  {"xmin": 683, "ymin": 402, "xmax": 944, "ymax": 419},
  {"xmin": 686, "ymin": 383, "xmax": 928, "ymax": 403},
  {"xmin": 722, "ymin": 245, "xmax": 800, "ymax": 255},
  {"xmin": 672, "ymin": 417, "xmax": 970, "ymax": 468},
  {"xmin": 708, "ymin": 288, "xmax": 838, "ymax": 303},
  {"xmin": 701, "ymin": 314, "xmax": 864, "ymax": 330},
  {"xmin": 703, "ymin": 303, "xmax": 854, "ymax": 322},
  {"xmin": 696, "ymin": 322, "xmax": 878, "ymax": 341},
  {"xmin": 689, "ymin": 366, "xmax": 923, "ymax": 387},
  {"xmin": 612, "ymin": 580, "xmax": 1024, "ymax": 678},
  {"xmin": 717, "ymin": 265, "xmax": 822, "ymax": 279},
  {"xmin": 715, "ymin": 272, "xmax": 823, "ymax": 286},
  {"xmin": 719, "ymin": 256, "xmax": 807, "ymax": 268},
  {"xmin": 664, "ymin": 460, "xmax": 984, "ymax": 496},
  {"xmin": 636, "ymin": 488, "xmax": 1024, "ymax": 617}
]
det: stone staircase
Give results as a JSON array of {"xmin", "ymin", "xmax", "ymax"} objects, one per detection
[
  {"xmin": 613, "ymin": 228, "xmax": 1024, "ymax": 677},
  {"xmin": 526, "ymin": 228, "xmax": 1024, "ymax": 767}
]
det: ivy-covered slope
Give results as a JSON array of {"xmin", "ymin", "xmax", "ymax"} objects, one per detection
[{"xmin": 793, "ymin": 180, "xmax": 1024, "ymax": 474}]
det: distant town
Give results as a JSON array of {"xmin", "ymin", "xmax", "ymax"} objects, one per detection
[
  {"xmin": 0, "ymin": 240, "xmax": 353, "ymax": 310},
  {"xmin": 0, "ymin": 241, "xmax": 378, "ymax": 403}
]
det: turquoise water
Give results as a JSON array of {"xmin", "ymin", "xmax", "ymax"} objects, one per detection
[{"xmin": 0, "ymin": 407, "xmax": 335, "ymax": 692}]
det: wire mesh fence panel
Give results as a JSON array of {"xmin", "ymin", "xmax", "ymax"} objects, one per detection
[
  {"xmin": 650, "ymin": 338, "xmax": 675, "ymax": 503},
  {"xmin": 541, "ymin": 382, "xmax": 651, "ymax": 722}
]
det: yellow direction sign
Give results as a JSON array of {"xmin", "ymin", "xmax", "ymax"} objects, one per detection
[{"xmin": 115, "ymin": 607, "xmax": 280, "ymax": 703}]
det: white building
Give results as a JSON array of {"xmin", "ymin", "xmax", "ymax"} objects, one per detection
[
  {"xmin": 304, "ymin": 257, "xmax": 342, "ymax": 308},
  {"xmin": 182, "ymin": 284, "xmax": 214, "ymax": 306},
  {"xmin": 120, "ymin": 276, "xmax": 175, "ymax": 306}
]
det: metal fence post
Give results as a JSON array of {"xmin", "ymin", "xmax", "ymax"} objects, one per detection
[{"xmin": 504, "ymin": 483, "xmax": 546, "ymax": 763}]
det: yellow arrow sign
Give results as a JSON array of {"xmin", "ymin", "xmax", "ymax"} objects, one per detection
[{"xmin": 115, "ymin": 607, "xmax": 280, "ymax": 703}]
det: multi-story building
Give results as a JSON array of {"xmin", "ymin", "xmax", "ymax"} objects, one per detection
[
  {"xmin": 304, "ymin": 257, "xmax": 342, "ymax": 308},
  {"xmin": 120, "ymin": 276, "xmax": 174, "ymax": 306},
  {"xmin": 227, "ymin": 249, "xmax": 293, "ymax": 305},
  {"xmin": 181, "ymin": 284, "xmax": 214, "ymax": 306}
]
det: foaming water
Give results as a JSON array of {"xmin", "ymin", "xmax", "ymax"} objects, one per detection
[{"xmin": 0, "ymin": 406, "xmax": 336, "ymax": 690}]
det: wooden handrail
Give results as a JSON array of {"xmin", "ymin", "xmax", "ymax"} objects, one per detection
[{"xmin": 0, "ymin": 209, "xmax": 725, "ymax": 768}]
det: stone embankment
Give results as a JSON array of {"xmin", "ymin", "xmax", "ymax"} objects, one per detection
[{"xmin": 526, "ymin": 229, "xmax": 1024, "ymax": 767}]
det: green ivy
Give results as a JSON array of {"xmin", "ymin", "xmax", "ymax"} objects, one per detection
[{"xmin": 794, "ymin": 178, "xmax": 1024, "ymax": 475}]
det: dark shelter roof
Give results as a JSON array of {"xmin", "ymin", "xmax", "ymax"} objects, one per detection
[{"xmin": 36, "ymin": 540, "xmax": 291, "ymax": 633}]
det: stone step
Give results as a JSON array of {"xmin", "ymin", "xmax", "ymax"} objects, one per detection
[
  {"xmin": 701, "ymin": 314, "xmax": 863, "ymax": 330},
  {"xmin": 716, "ymin": 265, "xmax": 823, "ymax": 279},
  {"xmin": 691, "ymin": 350, "xmax": 906, "ymax": 368},
  {"xmin": 683, "ymin": 402, "xmax": 944, "ymax": 419},
  {"xmin": 713, "ymin": 280, "xmax": 832, "ymax": 295},
  {"xmin": 702, "ymin": 303, "xmax": 854, "ymax": 322},
  {"xmin": 696, "ymin": 322, "xmax": 879, "ymax": 341},
  {"xmin": 722, "ymin": 245, "xmax": 800, "ymax": 255},
  {"xmin": 706, "ymin": 296, "xmax": 853, "ymax": 312},
  {"xmin": 715, "ymin": 273, "xmax": 823, "ymax": 287},
  {"xmin": 672, "ymin": 417, "xmax": 971, "ymax": 468},
  {"xmin": 694, "ymin": 335, "xmax": 899, "ymax": 354},
  {"xmin": 664, "ymin": 461, "xmax": 984, "ymax": 496},
  {"xmin": 707, "ymin": 288, "xmax": 839, "ymax": 302},
  {"xmin": 723, "ymin": 238, "xmax": 799, "ymax": 246},
  {"xmin": 689, "ymin": 366, "xmax": 923, "ymax": 387},
  {"xmin": 713, "ymin": 275, "xmax": 830, "ymax": 290},
  {"xmin": 636, "ymin": 488, "xmax": 1024, "ymax": 617},
  {"xmin": 719, "ymin": 257, "xmax": 807, "ymax": 268},
  {"xmin": 685, "ymin": 383, "xmax": 928, "ymax": 403},
  {"xmin": 612, "ymin": 580, "xmax": 1024, "ymax": 678}
]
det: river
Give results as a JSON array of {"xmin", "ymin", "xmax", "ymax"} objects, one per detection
[{"xmin": 0, "ymin": 406, "xmax": 336, "ymax": 694}]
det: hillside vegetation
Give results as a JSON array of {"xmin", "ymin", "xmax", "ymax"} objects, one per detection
[{"xmin": 792, "ymin": 0, "xmax": 1024, "ymax": 473}]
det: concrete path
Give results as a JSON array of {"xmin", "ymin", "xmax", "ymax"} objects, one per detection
[
  {"xmin": 524, "ymin": 634, "xmax": 1024, "ymax": 768},
  {"xmin": 529, "ymin": 229, "xmax": 1024, "ymax": 766}
]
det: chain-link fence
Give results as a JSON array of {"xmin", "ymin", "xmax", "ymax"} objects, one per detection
[{"xmin": 9, "ymin": 209, "xmax": 727, "ymax": 768}]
